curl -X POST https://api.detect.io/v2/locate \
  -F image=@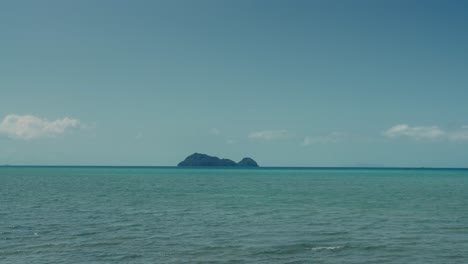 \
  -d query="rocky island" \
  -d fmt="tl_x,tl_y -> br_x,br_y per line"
177,153 -> 259,167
